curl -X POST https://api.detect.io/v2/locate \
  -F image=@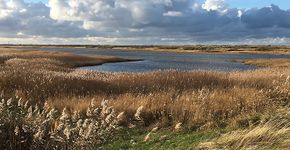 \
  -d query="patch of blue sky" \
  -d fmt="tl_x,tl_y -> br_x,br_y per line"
195,0 -> 290,10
